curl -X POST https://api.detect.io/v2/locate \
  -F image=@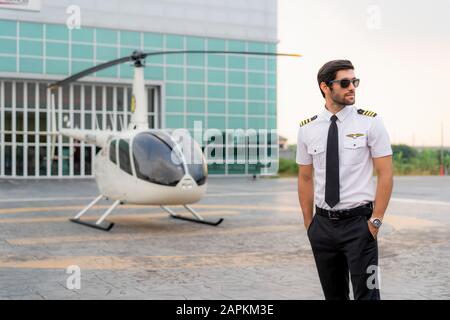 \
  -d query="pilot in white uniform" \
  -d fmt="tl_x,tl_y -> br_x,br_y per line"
296,106 -> 392,210
296,60 -> 393,300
